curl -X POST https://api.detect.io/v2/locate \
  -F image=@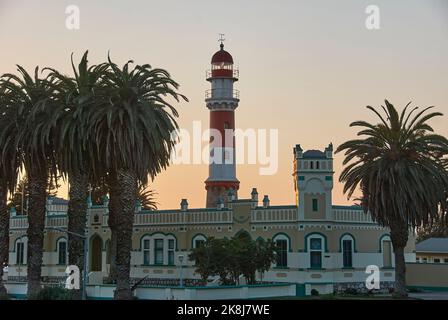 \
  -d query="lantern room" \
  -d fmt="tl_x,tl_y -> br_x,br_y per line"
207,43 -> 239,80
